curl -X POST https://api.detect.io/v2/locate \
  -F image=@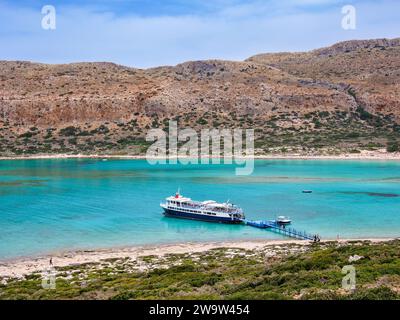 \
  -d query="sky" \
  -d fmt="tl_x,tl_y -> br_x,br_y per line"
0,0 -> 399,68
